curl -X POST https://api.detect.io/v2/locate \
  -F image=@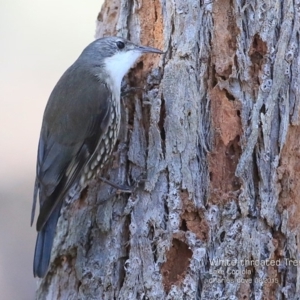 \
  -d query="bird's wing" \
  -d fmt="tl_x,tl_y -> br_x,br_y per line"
32,66 -> 112,231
